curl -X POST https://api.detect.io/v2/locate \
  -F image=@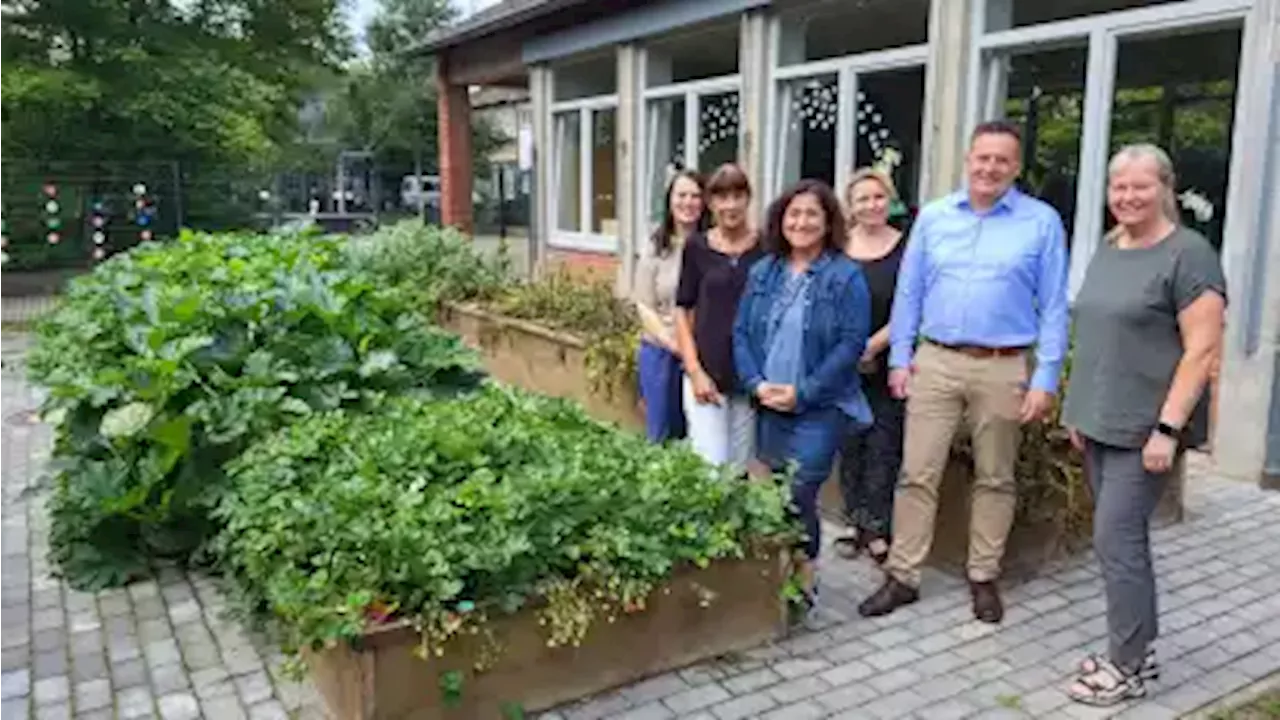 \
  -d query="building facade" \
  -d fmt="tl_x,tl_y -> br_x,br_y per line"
421,0 -> 1280,486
